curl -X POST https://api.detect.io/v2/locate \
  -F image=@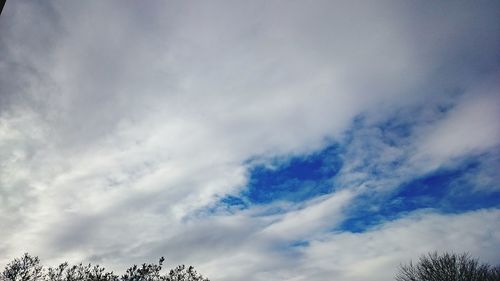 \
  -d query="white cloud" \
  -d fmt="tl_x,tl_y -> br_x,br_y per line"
297,209 -> 500,281
416,77 -> 500,168
193,209 -> 500,281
